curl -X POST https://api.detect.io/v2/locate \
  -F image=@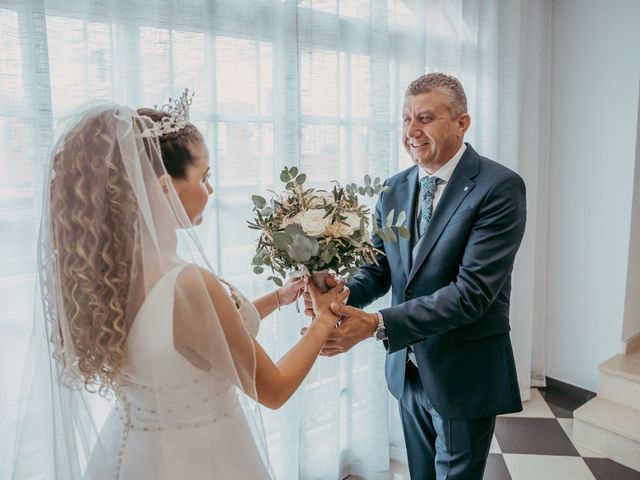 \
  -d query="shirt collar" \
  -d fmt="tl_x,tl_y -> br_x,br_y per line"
418,143 -> 466,185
